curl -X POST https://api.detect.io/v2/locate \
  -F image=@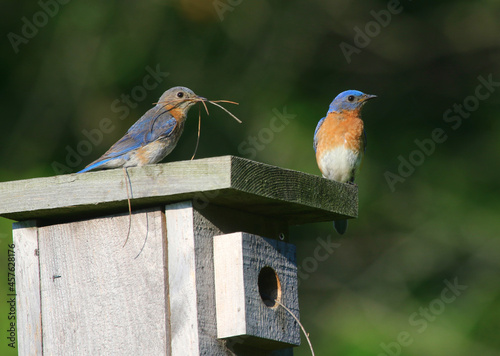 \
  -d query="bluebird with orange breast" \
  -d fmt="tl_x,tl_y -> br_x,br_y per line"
313,90 -> 376,234
78,86 -> 204,173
